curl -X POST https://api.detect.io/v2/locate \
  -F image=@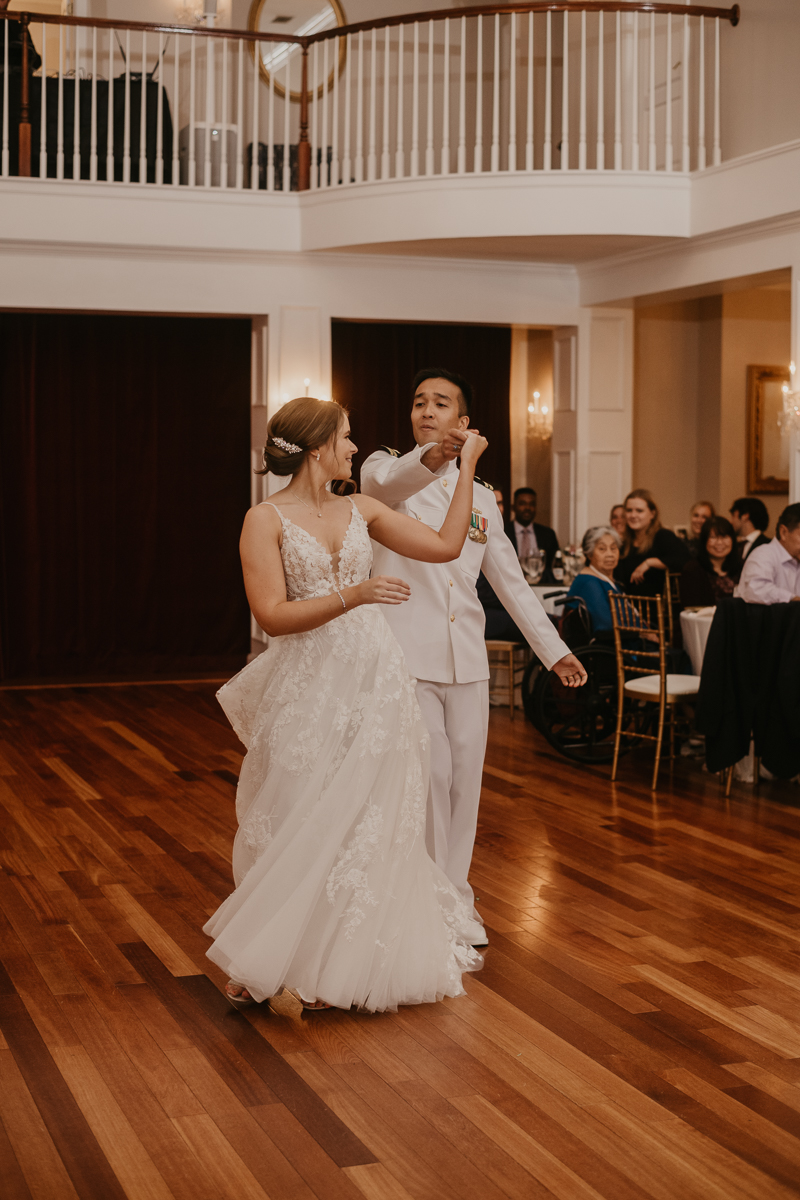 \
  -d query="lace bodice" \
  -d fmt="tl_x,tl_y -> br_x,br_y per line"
265,498 -> 373,600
